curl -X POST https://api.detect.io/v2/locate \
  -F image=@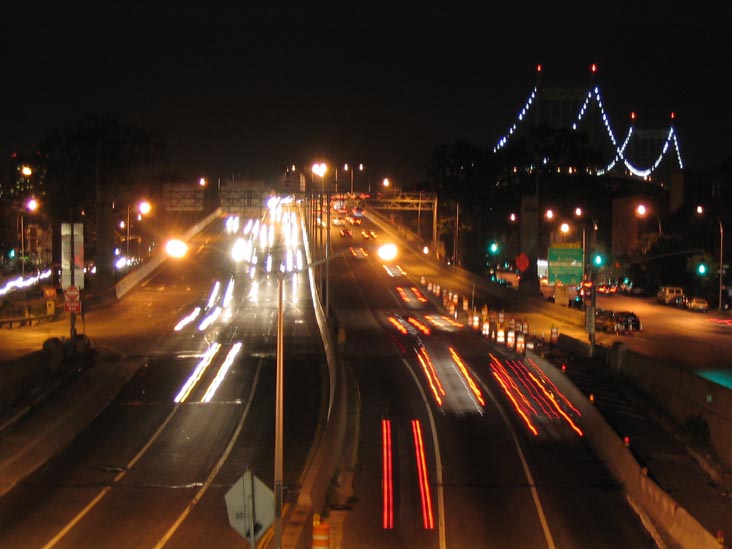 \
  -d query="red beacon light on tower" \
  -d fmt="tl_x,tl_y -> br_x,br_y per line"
591,63 -> 597,73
